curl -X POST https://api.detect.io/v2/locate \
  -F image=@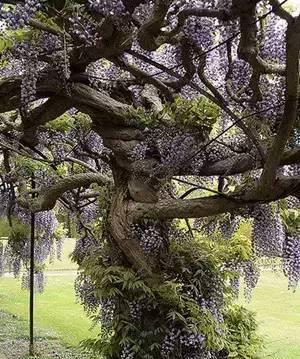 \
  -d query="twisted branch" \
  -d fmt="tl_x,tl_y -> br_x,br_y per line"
19,172 -> 112,212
